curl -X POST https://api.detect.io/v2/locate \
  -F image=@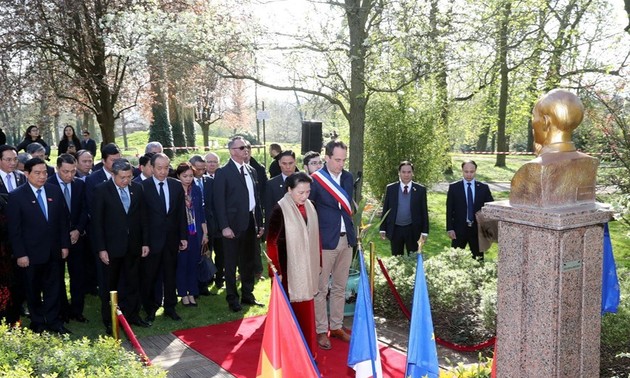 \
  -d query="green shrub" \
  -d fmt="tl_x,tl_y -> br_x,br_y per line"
373,248 -> 496,343
0,324 -> 165,377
